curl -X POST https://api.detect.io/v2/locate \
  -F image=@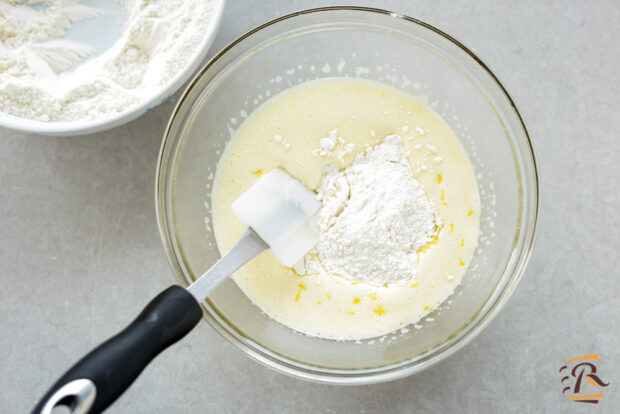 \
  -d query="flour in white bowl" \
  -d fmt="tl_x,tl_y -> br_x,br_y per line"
296,135 -> 441,285
0,0 -> 218,122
